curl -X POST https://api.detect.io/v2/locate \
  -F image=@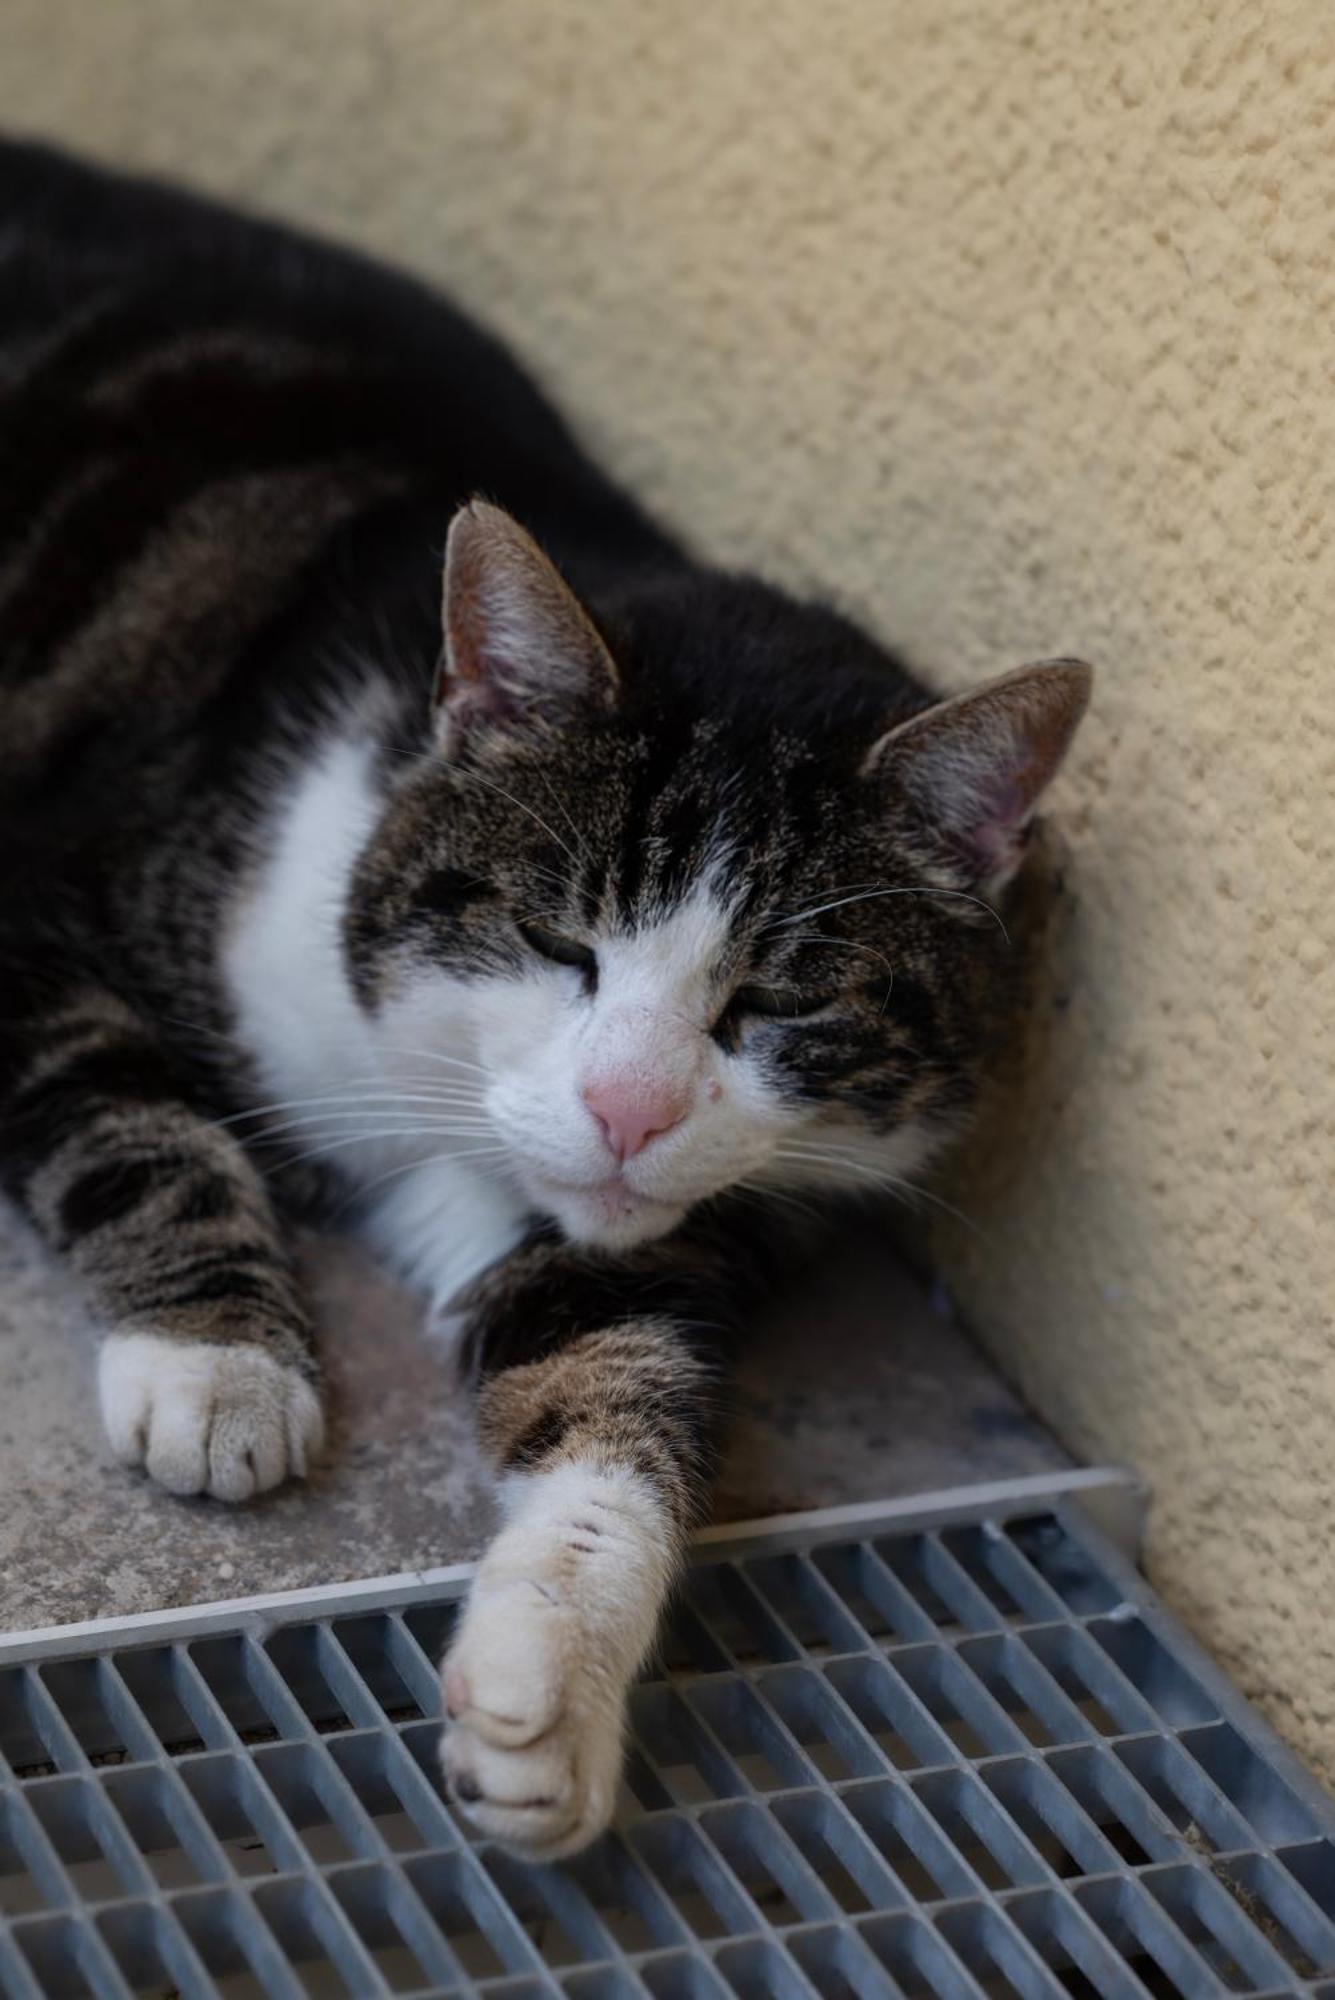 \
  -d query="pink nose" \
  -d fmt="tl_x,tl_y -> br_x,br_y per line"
582,1077 -> 689,1162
